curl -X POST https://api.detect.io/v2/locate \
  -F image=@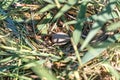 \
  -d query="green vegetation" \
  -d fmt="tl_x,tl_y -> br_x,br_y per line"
0,0 -> 120,80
